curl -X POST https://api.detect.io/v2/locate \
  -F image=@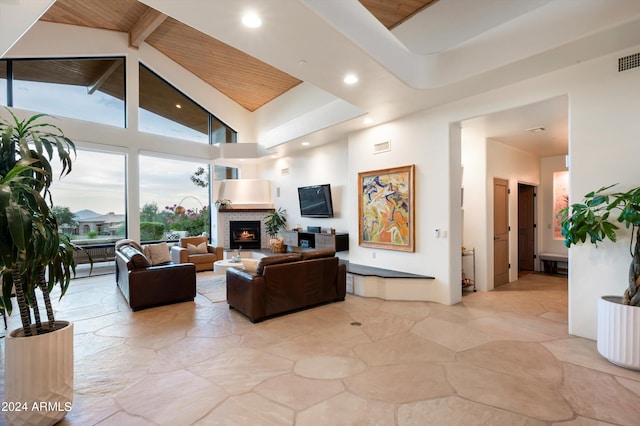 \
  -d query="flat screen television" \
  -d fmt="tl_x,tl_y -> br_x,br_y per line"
298,184 -> 334,218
